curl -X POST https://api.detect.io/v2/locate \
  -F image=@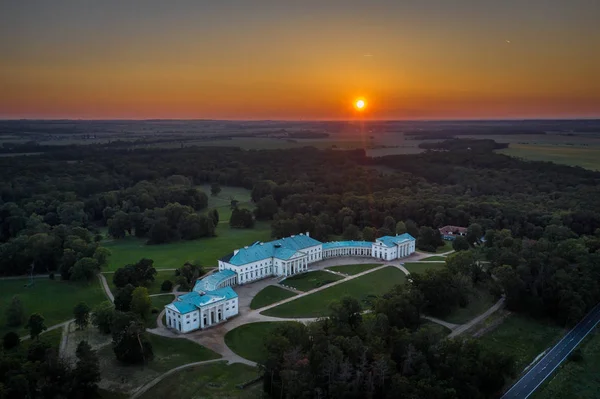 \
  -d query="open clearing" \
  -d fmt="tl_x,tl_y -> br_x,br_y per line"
477,314 -> 564,373
280,270 -> 343,292
498,143 -> 600,171
98,334 -> 220,394
225,321 -> 302,363
326,263 -> 381,275
250,286 -> 297,309
403,262 -> 446,275
262,267 -> 405,318
0,278 -> 106,336
104,221 -> 271,270
137,361 -> 262,399
533,328 -> 600,399
441,286 -> 497,325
